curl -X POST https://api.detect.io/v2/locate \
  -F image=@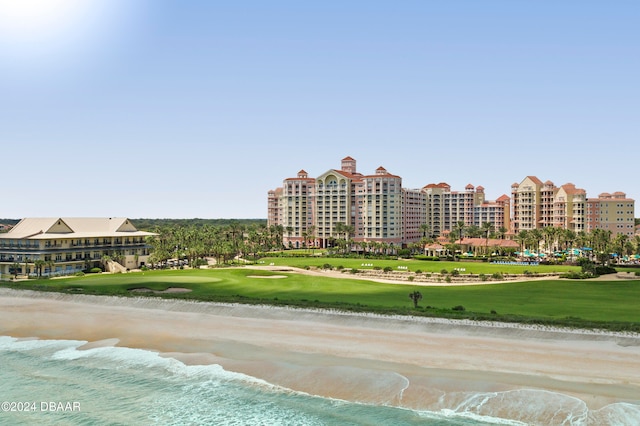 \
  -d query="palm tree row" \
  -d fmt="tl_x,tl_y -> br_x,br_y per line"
514,227 -> 640,264
145,222 -> 284,267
